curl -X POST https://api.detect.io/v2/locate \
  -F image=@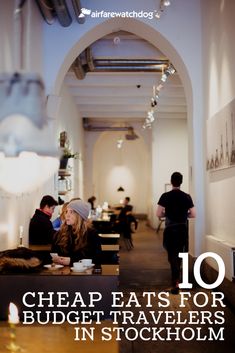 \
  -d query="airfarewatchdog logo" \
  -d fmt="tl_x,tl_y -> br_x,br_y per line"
79,8 -> 158,20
